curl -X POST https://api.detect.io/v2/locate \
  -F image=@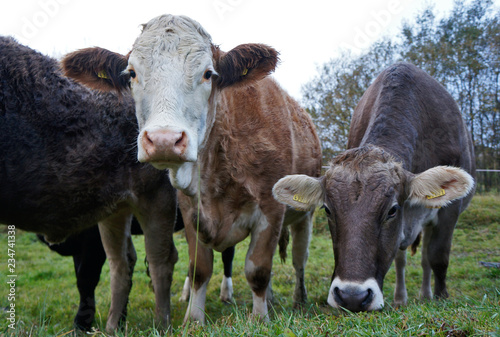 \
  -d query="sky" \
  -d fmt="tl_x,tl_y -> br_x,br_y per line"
1,0 -> 496,100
